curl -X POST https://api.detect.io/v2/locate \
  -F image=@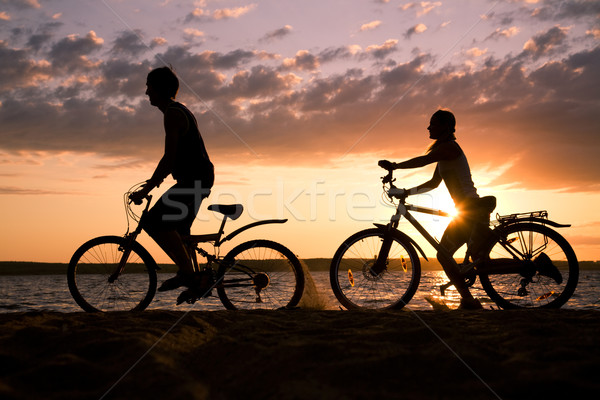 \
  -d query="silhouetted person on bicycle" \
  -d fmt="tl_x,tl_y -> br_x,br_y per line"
130,66 -> 214,292
379,109 -> 490,310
